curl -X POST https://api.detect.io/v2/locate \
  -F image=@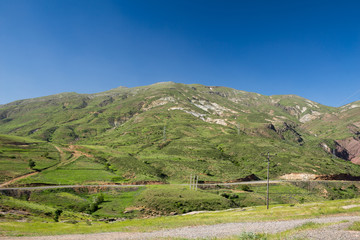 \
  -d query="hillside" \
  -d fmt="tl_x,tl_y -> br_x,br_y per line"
1,82 -> 360,184
0,134 -> 60,185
